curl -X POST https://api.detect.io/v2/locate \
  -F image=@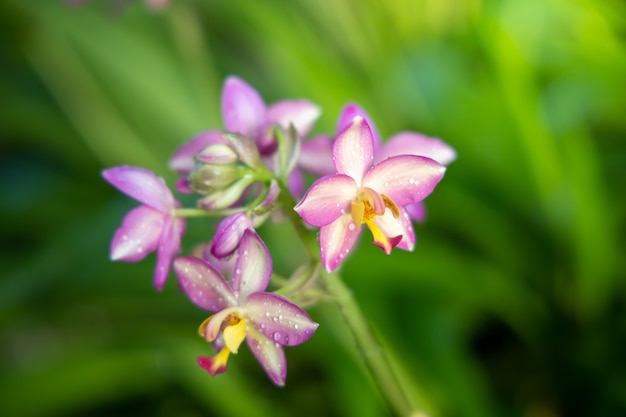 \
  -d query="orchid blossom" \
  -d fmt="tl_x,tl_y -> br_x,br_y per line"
174,230 -> 318,386
294,116 -> 446,272
169,76 -> 330,198
102,166 -> 185,290
337,103 -> 456,222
